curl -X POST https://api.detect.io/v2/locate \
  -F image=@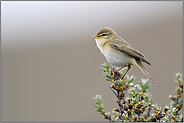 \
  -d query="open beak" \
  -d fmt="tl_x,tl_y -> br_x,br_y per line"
92,36 -> 98,39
